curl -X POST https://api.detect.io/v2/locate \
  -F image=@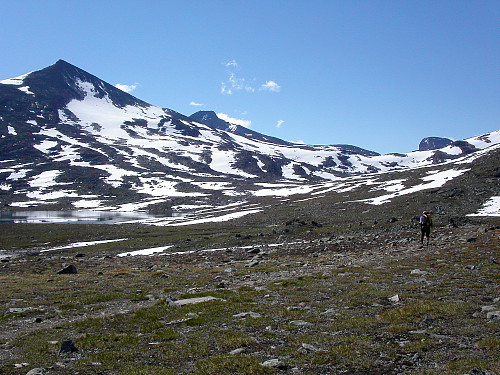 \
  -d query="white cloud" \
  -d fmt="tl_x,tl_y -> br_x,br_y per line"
220,61 -> 279,95
221,72 -> 256,95
276,120 -> 284,128
115,83 -> 138,93
225,59 -> 238,68
190,101 -> 204,106
216,112 -> 251,128
260,80 -> 280,92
